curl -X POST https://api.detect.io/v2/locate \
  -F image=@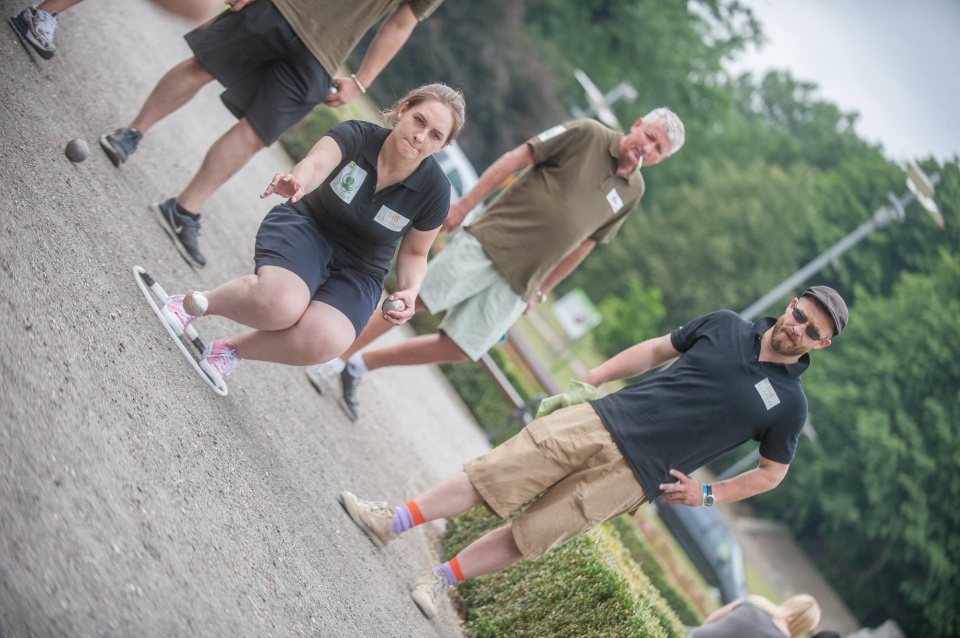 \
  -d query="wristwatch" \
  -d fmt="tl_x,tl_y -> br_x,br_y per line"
702,483 -> 715,507
536,289 -> 547,303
